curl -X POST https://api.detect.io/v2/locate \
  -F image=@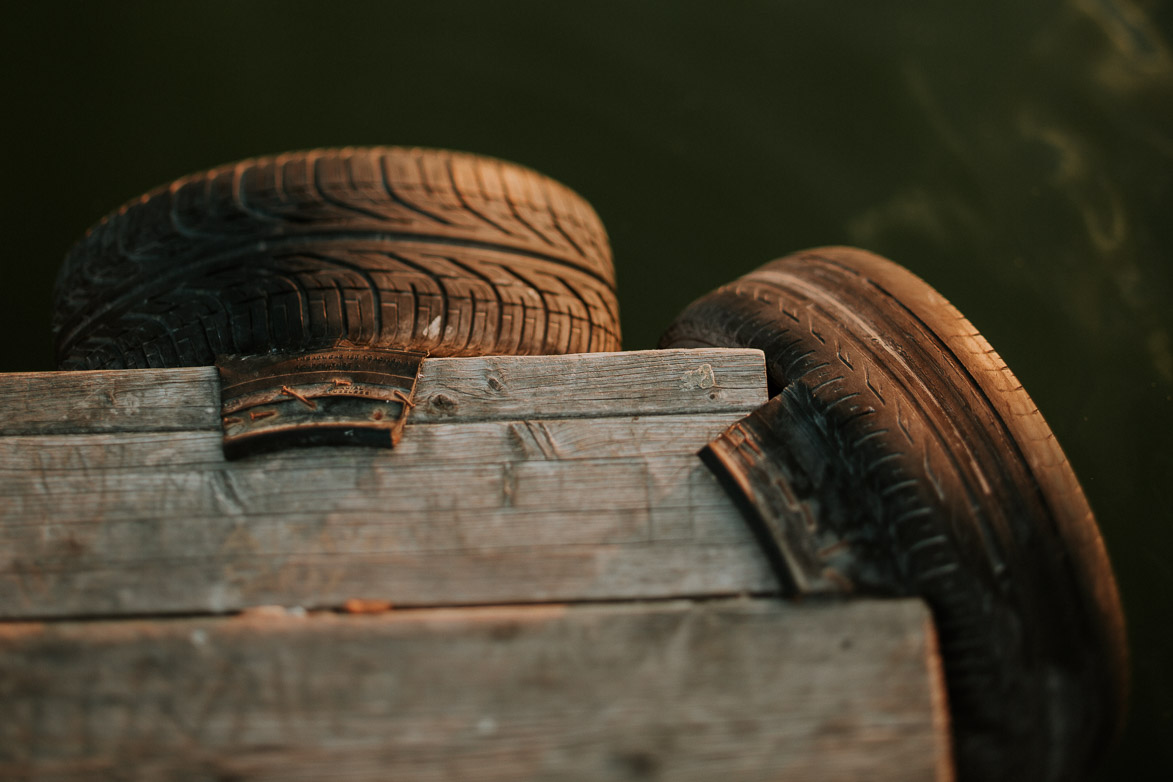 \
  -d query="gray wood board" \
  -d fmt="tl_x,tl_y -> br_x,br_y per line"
0,367 -> 218,435
411,348 -> 766,422
1,415 -> 776,618
0,598 -> 952,782
0,349 -> 767,434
